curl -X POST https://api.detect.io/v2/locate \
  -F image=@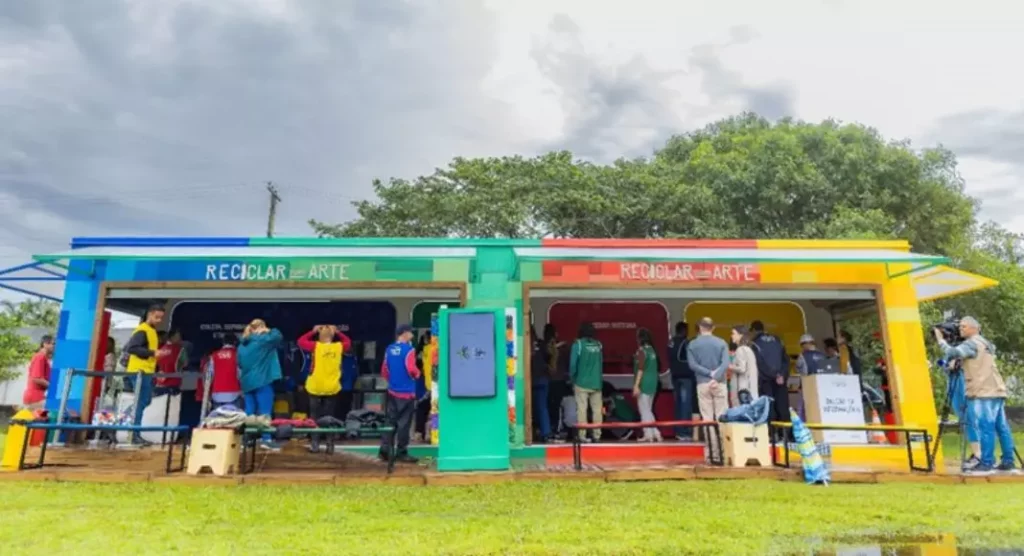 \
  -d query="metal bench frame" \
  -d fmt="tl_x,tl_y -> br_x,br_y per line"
569,419 -> 723,471
12,421 -> 190,473
768,421 -> 933,472
239,425 -> 399,474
